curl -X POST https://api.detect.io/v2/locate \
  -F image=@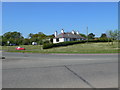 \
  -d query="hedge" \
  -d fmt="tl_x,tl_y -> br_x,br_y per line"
43,39 -> 112,49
